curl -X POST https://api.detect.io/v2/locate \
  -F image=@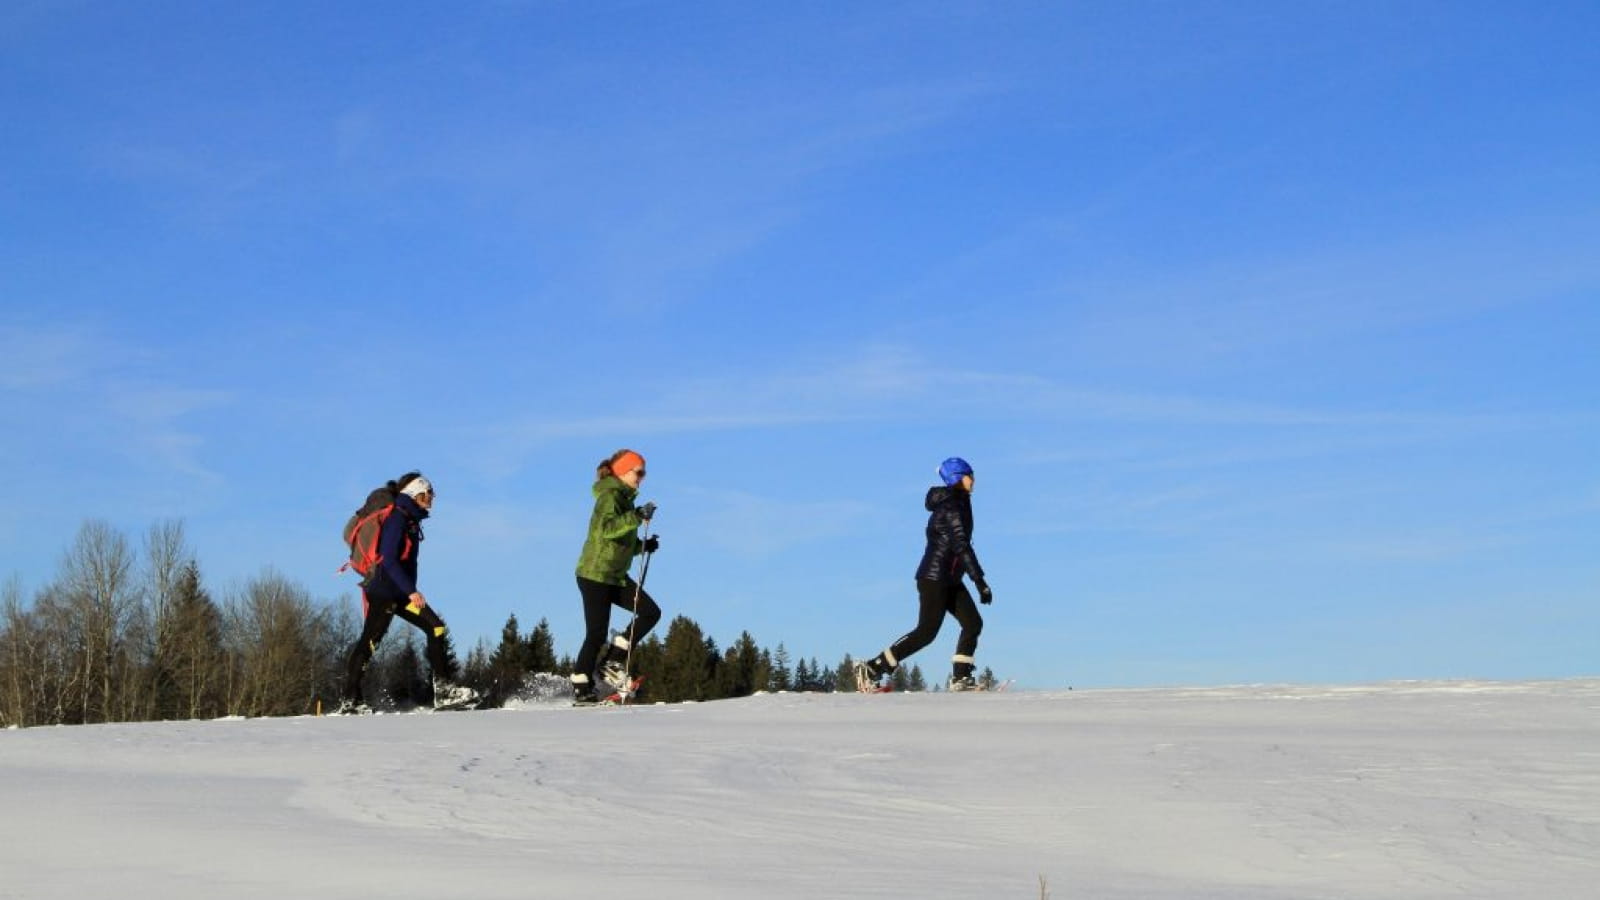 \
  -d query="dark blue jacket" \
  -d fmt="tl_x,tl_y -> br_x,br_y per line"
369,493 -> 427,601
915,486 -> 985,583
